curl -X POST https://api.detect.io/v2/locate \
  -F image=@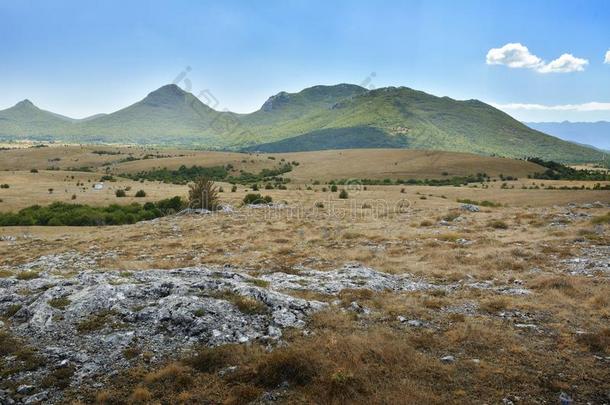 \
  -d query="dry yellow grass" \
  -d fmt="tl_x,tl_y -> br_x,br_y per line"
1,145 -> 609,403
